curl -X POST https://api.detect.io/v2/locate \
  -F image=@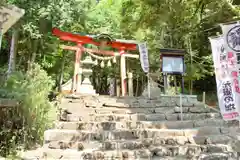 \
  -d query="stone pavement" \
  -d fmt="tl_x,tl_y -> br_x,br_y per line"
22,95 -> 240,160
